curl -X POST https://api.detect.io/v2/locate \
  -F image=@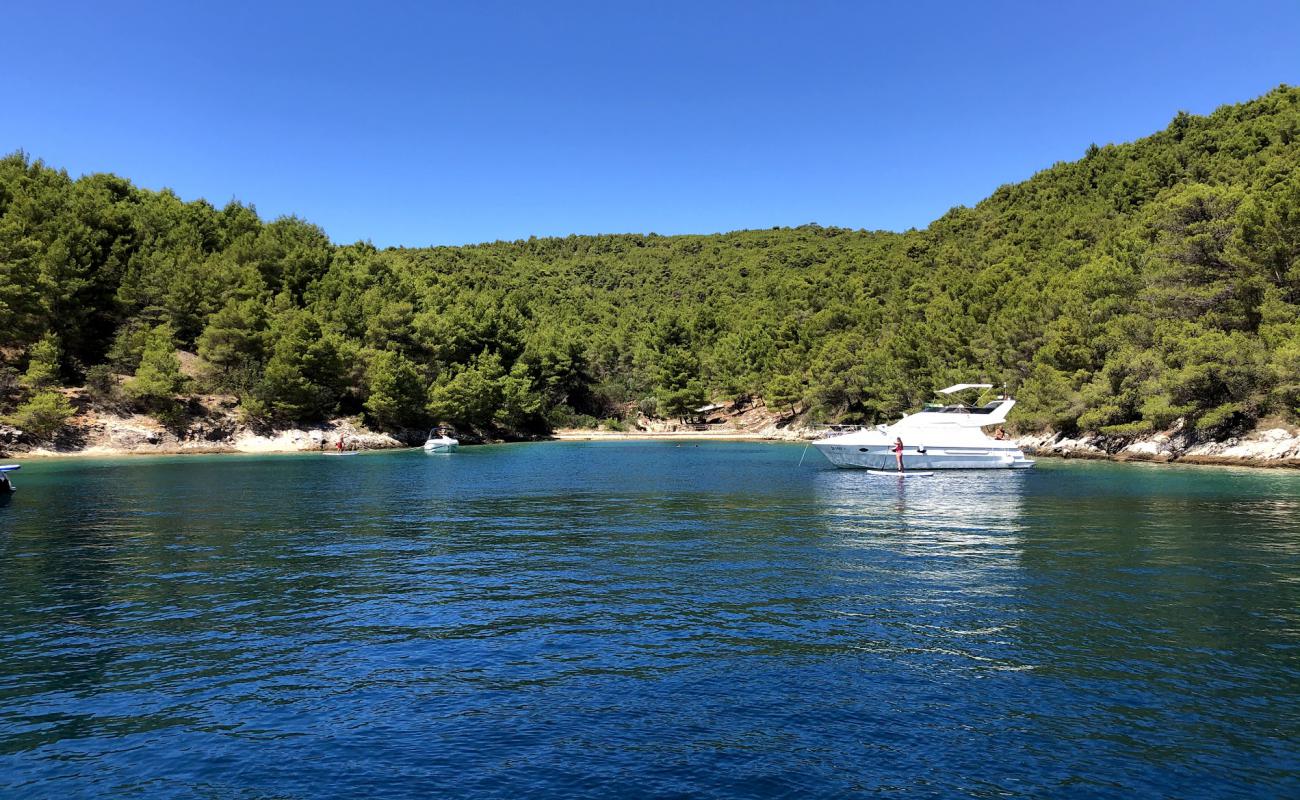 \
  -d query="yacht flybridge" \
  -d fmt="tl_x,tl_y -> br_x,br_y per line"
813,384 -> 1035,470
